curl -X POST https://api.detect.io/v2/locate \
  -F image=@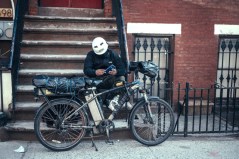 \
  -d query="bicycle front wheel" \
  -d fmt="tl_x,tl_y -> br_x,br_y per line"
34,98 -> 87,151
130,98 -> 175,146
